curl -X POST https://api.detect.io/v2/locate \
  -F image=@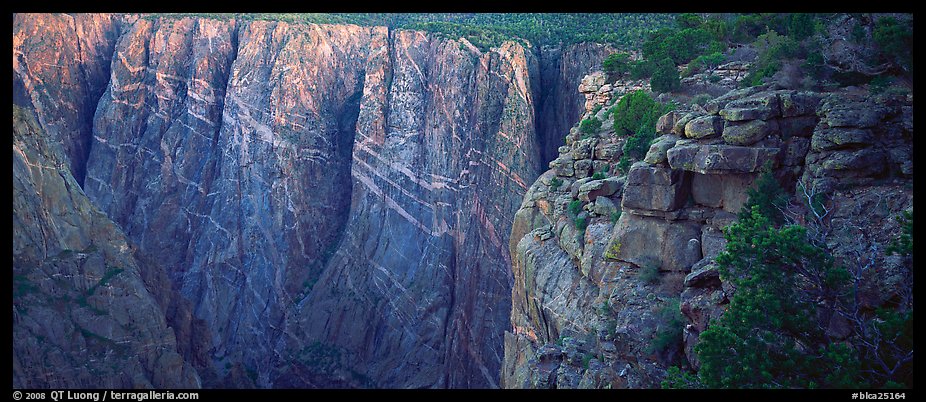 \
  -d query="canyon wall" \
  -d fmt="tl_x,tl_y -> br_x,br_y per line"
12,13 -> 607,388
